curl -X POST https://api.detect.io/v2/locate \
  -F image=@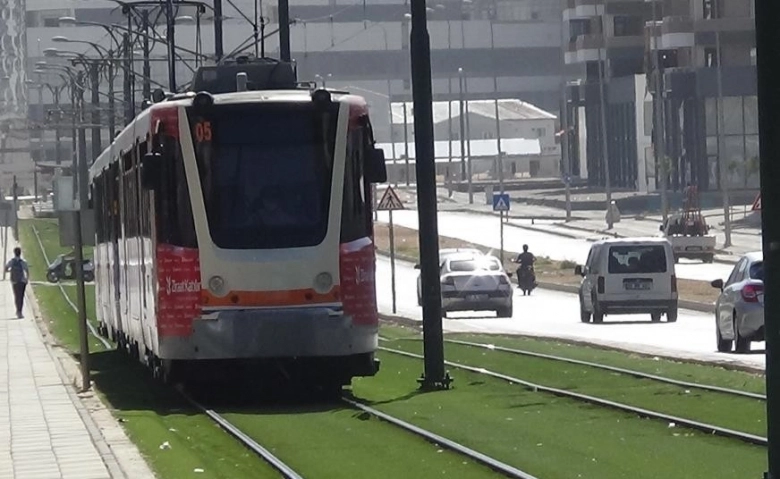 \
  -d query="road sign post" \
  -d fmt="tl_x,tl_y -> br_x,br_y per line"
493,193 -> 510,264
377,186 -> 405,315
